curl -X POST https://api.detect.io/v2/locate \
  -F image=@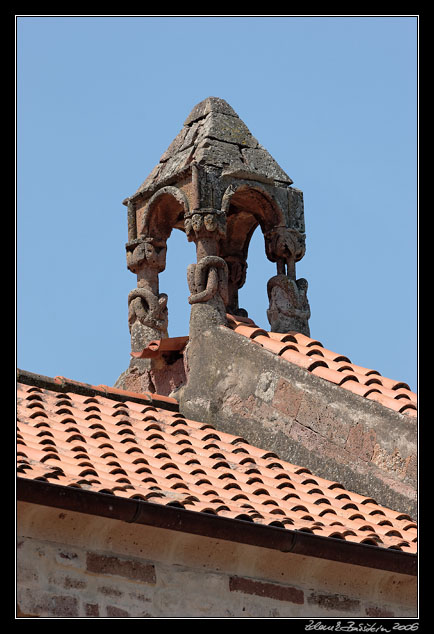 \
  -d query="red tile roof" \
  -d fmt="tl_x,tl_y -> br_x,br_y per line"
17,374 -> 417,555
226,315 -> 417,418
